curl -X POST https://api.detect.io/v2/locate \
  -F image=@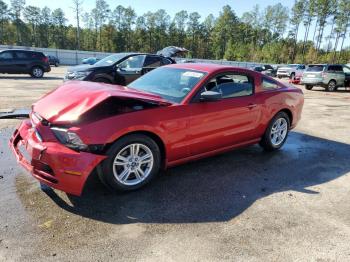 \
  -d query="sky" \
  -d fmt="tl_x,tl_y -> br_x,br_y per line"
4,0 -> 295,23
3,0 -> 348,48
